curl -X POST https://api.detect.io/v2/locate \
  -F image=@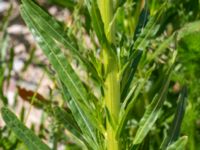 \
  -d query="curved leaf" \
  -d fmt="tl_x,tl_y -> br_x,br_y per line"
61,83 -> 101,150
21,0 -> 101,83
85,0 -> 107,46
53,106 -> 82,137
166,136 -> 188,150
121,50 -> 143,100
117,65 -> 155,138
133,0 -> 150,41
161,86 -> 188,149
1,107 -> 50,150
20,7 -> 91,109
132,66 -> 173,145
52,106 -> 90,149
